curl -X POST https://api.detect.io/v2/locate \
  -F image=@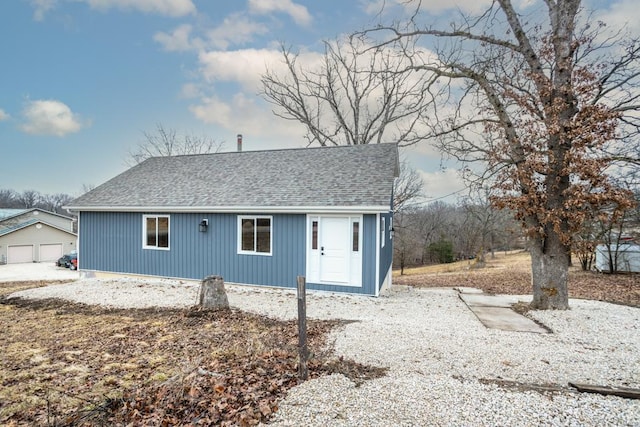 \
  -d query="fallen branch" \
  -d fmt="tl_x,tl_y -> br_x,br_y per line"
569,382 -> 640,400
